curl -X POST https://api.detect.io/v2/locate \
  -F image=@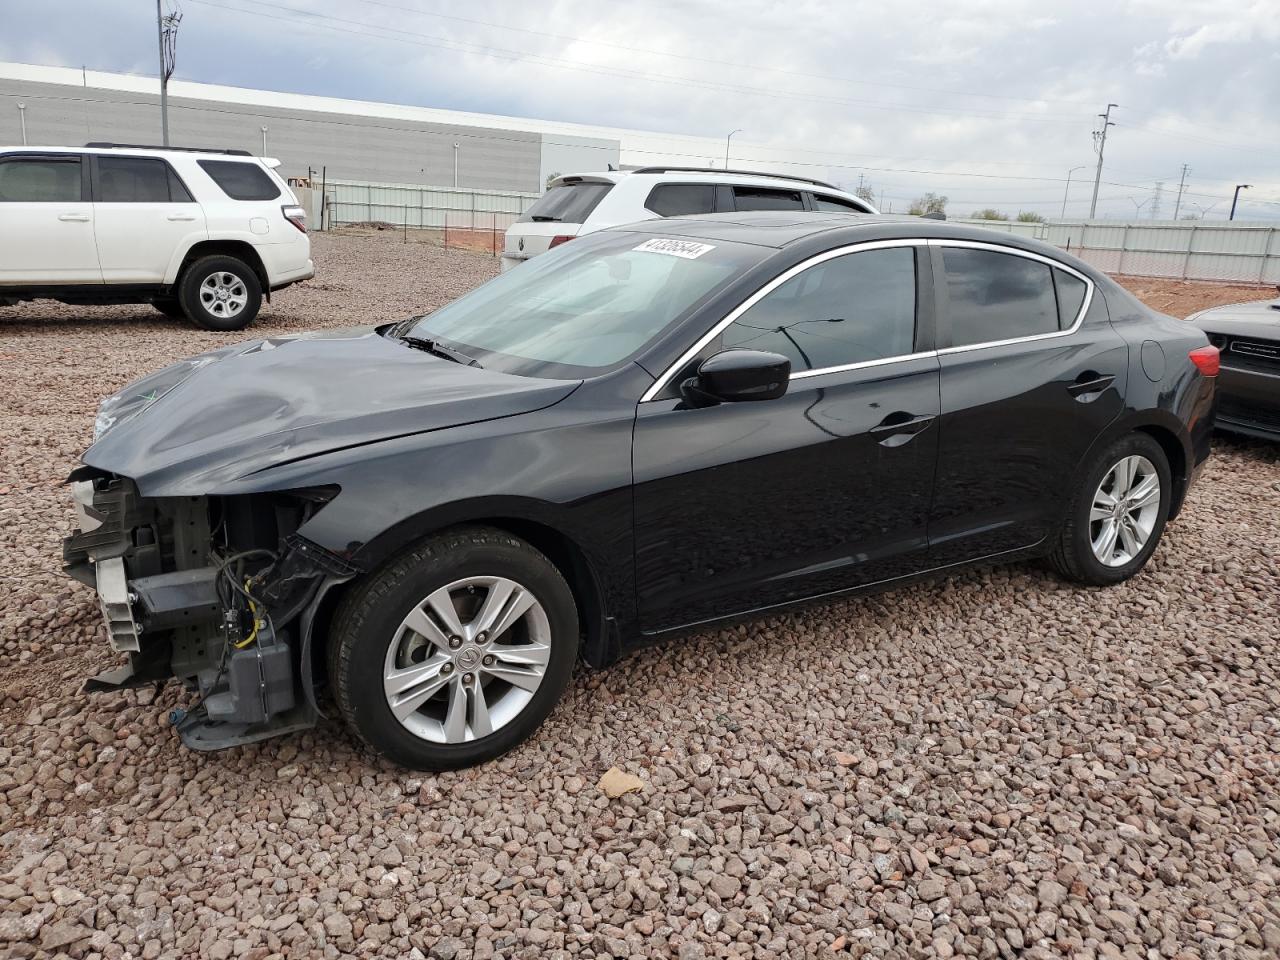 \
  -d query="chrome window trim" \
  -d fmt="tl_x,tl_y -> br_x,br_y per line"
927,239 -> 1095,355
789,350 -> 938,381
639,238 -> 921,402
